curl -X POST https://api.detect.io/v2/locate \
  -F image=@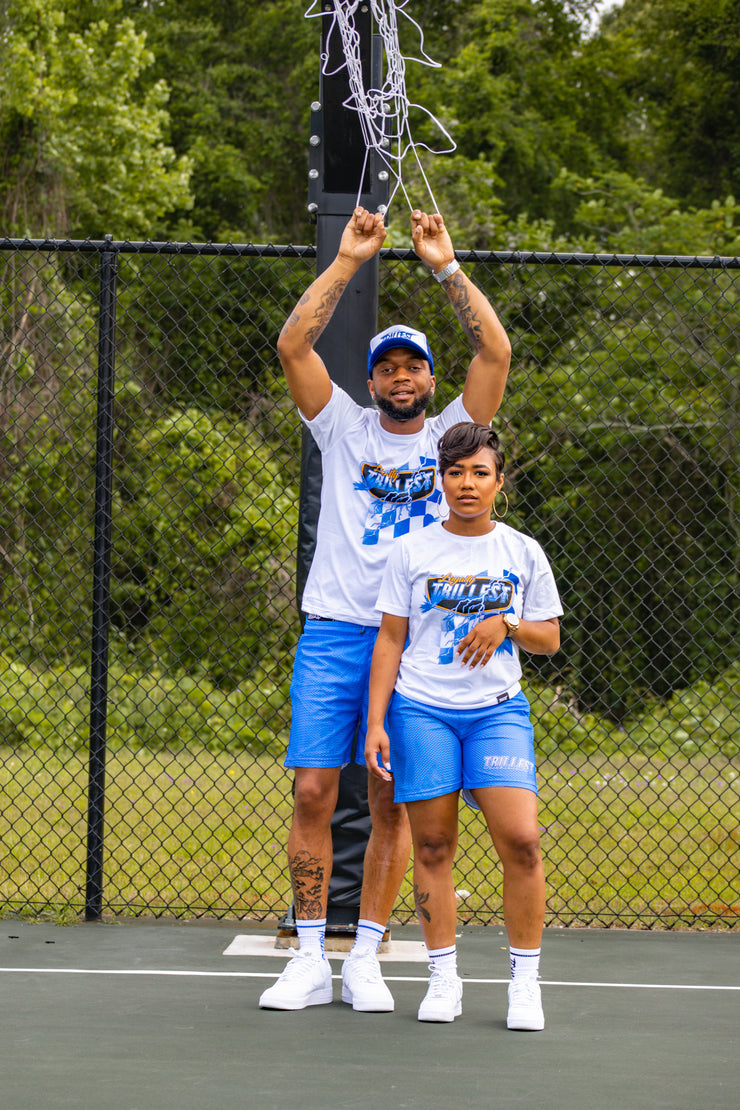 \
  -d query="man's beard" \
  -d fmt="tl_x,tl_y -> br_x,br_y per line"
374,388 -> 433,423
